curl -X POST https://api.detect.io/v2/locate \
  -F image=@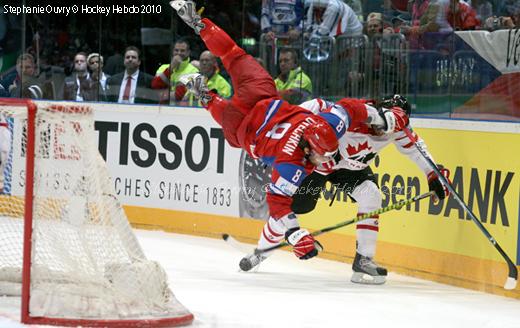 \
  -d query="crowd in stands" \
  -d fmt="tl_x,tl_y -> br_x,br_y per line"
0,0 -> 519,106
